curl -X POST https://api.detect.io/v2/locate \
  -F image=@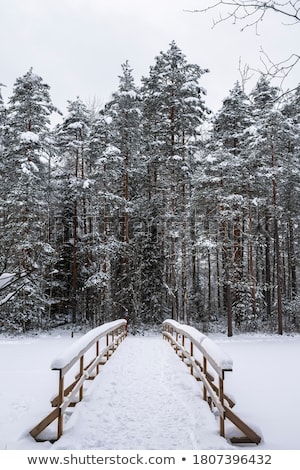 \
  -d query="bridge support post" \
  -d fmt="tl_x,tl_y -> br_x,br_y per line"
219,376 -> 225,437
96,340 -> 100,375
79,355 -> 84,401
203,357 -> 207,402
106,334 -> 109,360
190,342 -> 194,375
57,371 -> 64,439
